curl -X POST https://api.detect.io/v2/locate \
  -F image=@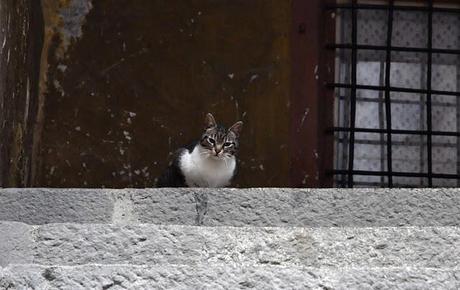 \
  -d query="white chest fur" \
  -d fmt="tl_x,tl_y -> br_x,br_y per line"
179,145 -> 236,187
